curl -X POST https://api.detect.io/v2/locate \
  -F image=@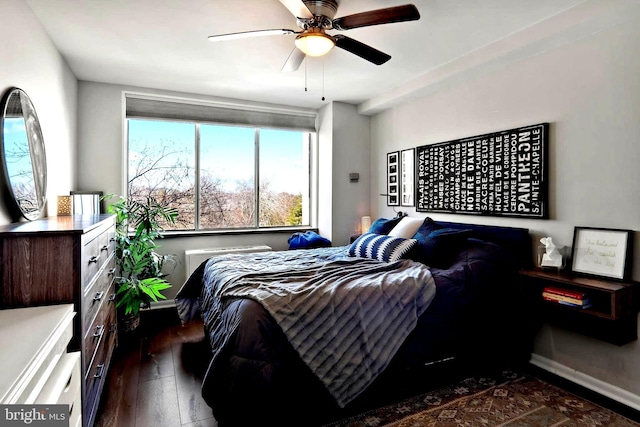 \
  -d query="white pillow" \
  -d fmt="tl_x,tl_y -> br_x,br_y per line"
387,217 -> 424,239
